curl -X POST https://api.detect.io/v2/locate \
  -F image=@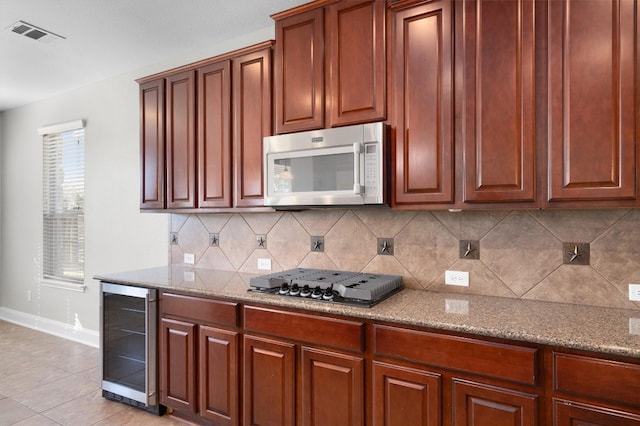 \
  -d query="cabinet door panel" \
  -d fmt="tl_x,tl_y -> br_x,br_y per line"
243,335 -> 295,426
301,347 -> 364,426
160,318 -> 196,413
554,399 -> 640,426
327,0 -> 385,127
199,326 -> 238,425
372,362 -> 441,426
548,0 -> 636,202
198,60 -> 232,208
233,48 -> 271,207
462,0 -> 536,203
453,379 -> 537,426
139,79 -> 165,209
274,8 -> 324,133
166,70 -> 196,208
391,0 -> 454,205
